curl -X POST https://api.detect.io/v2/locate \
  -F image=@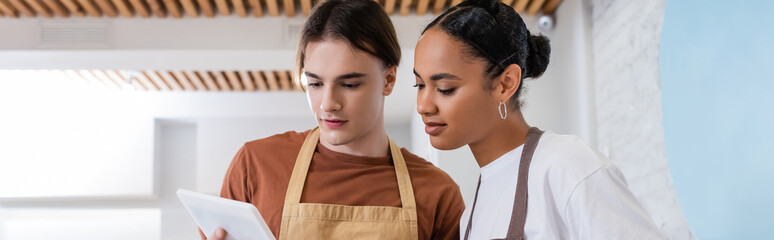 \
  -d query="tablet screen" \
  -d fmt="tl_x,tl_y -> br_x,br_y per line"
177,189 -> 276,240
